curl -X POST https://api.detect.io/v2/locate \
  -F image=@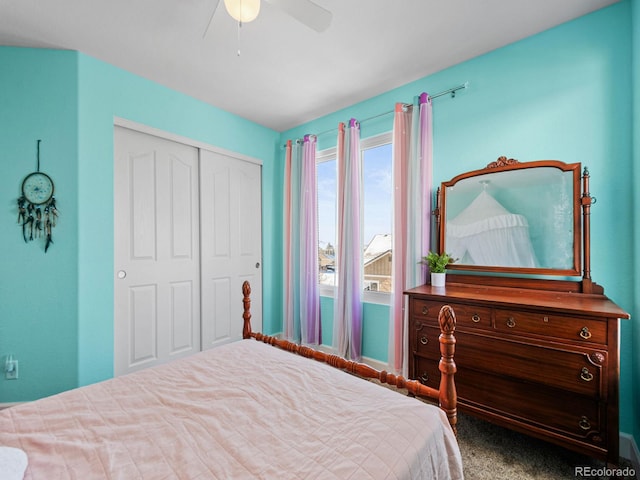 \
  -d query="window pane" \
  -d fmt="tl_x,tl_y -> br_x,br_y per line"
316,136 -> 393,295
362,143 -> 392,293
317,158 -> 336,287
